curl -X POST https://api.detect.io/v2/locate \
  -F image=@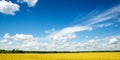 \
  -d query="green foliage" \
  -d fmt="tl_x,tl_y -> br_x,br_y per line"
0,49 -> 120,53
0,49 -> 24,53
